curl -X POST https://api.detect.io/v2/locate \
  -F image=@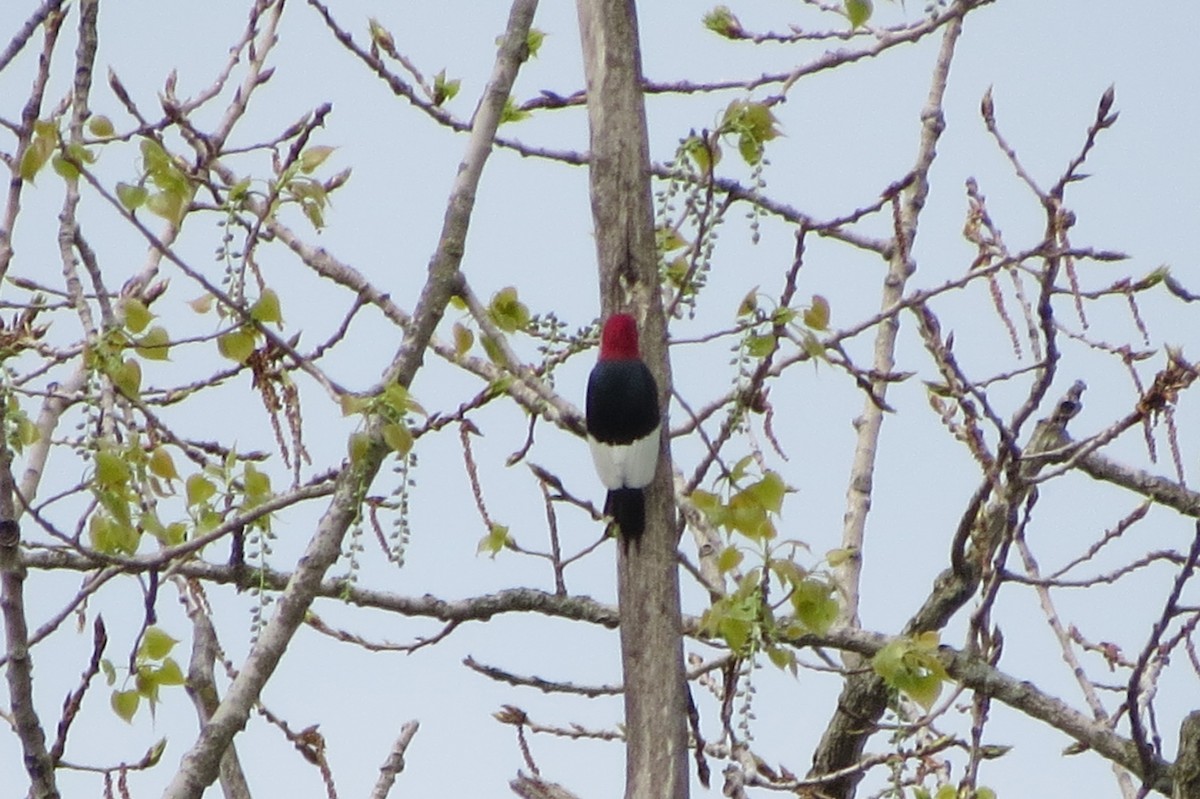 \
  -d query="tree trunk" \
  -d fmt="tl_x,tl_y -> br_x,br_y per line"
575,2 -> 689,798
